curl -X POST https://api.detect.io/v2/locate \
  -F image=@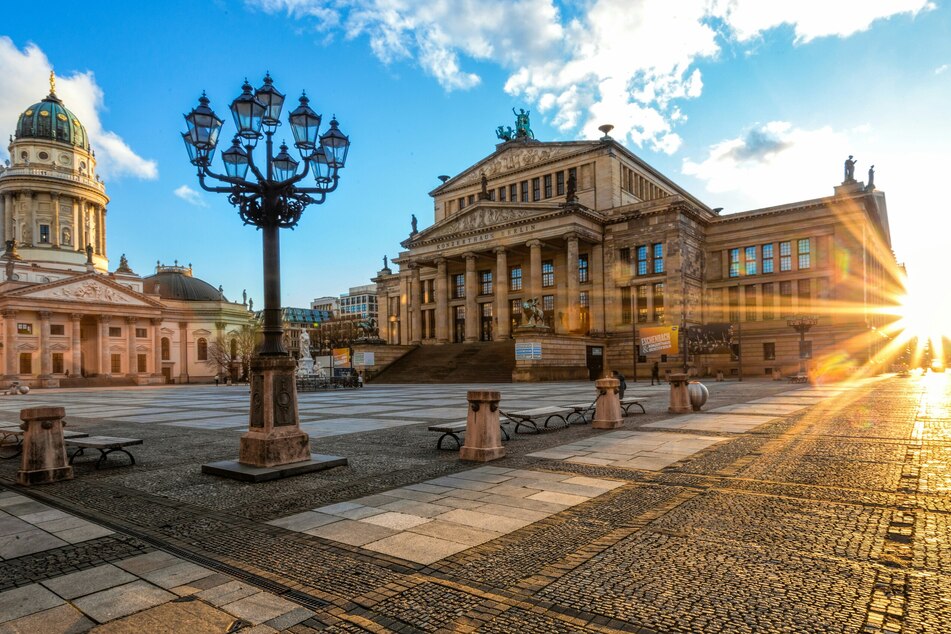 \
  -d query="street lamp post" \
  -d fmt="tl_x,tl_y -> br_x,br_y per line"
184,75 -> 350,477
787,315 -> 818,376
